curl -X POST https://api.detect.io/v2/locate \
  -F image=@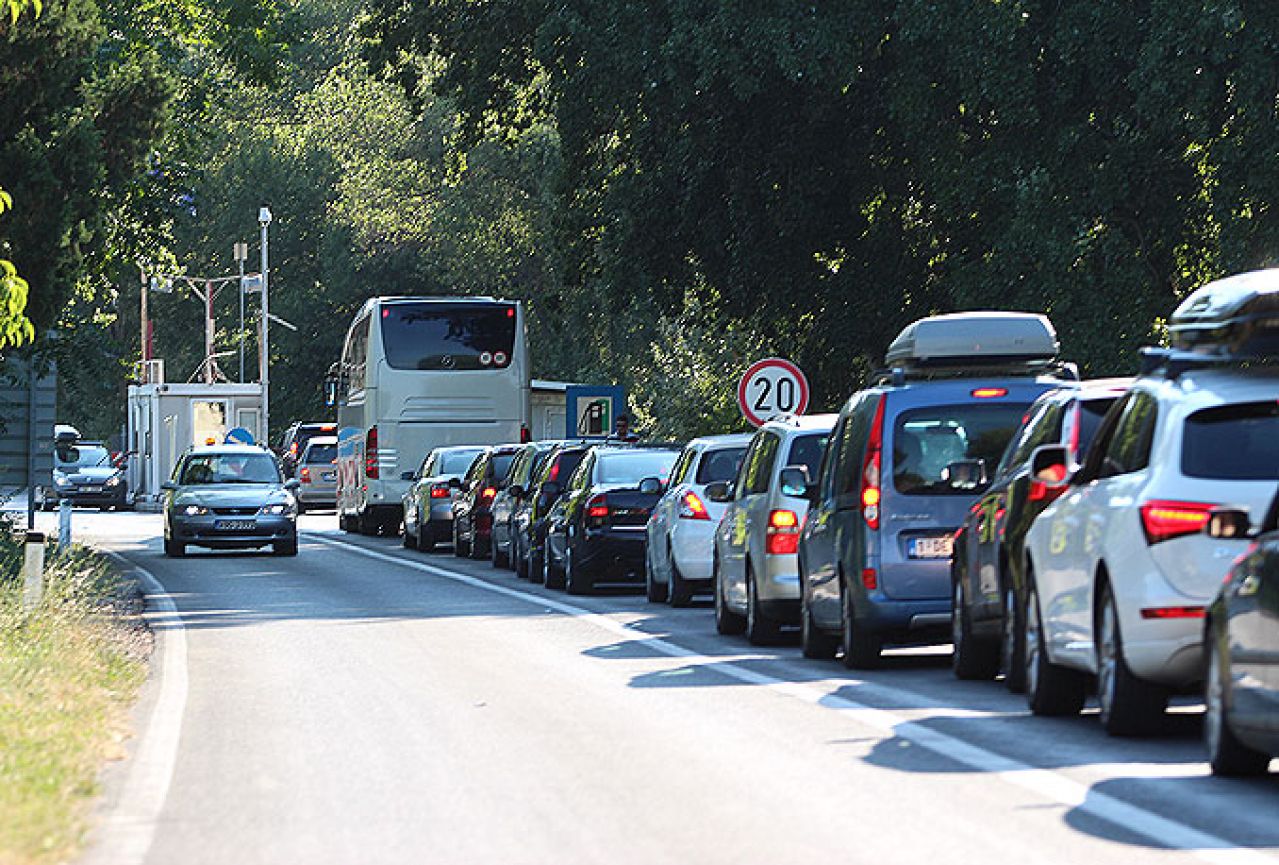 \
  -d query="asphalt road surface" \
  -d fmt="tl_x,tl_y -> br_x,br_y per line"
52,510 -> 1278,865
